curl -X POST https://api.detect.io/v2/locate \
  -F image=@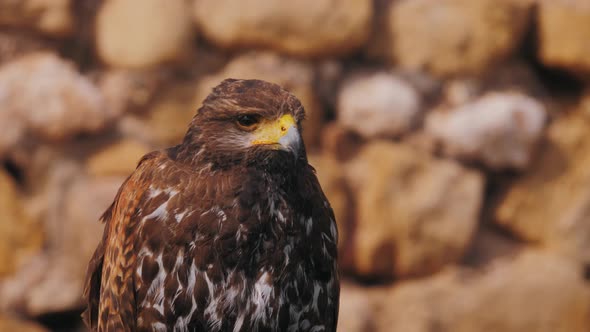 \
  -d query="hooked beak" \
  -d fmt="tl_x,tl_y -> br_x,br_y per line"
251,114 -> 302,155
